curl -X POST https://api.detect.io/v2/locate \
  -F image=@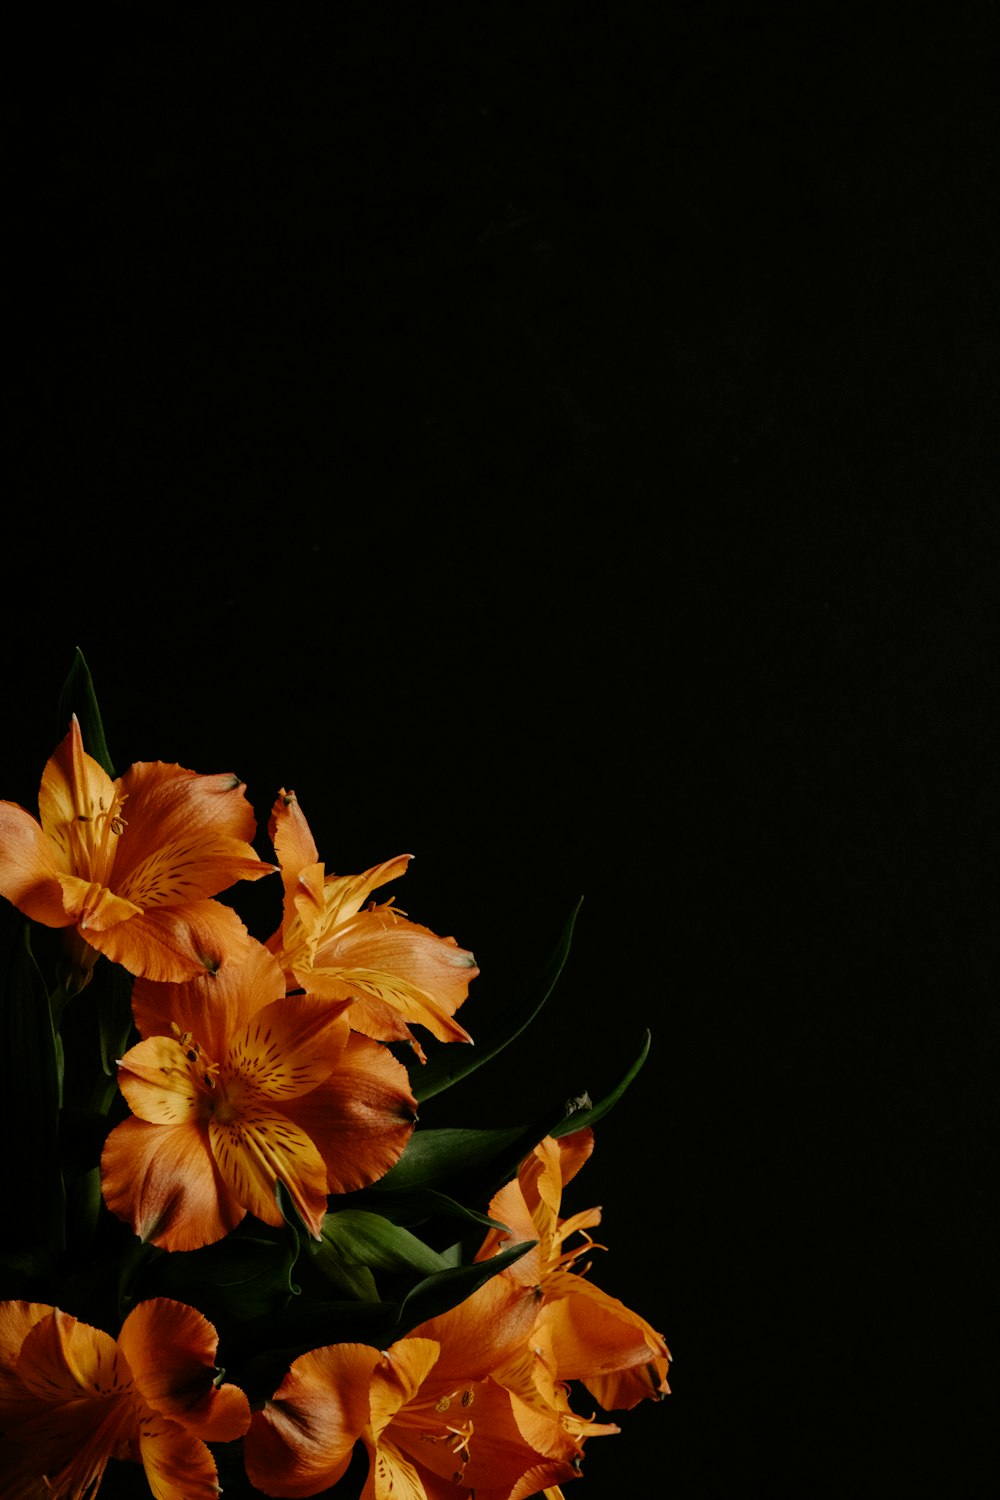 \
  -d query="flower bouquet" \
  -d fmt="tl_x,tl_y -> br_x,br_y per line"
0,650 -> 669,1498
